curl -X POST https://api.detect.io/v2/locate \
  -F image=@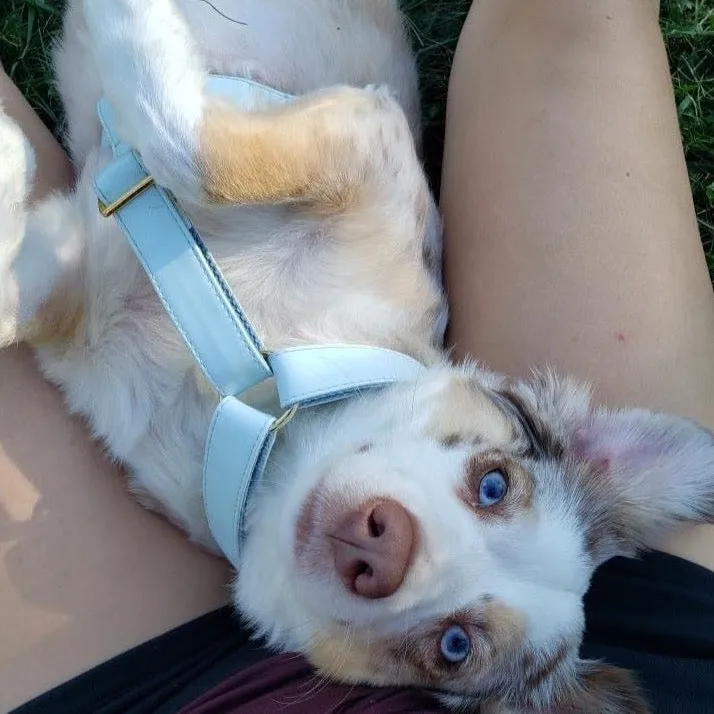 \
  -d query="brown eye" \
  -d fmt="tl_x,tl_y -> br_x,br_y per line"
478,469 -> 508,506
